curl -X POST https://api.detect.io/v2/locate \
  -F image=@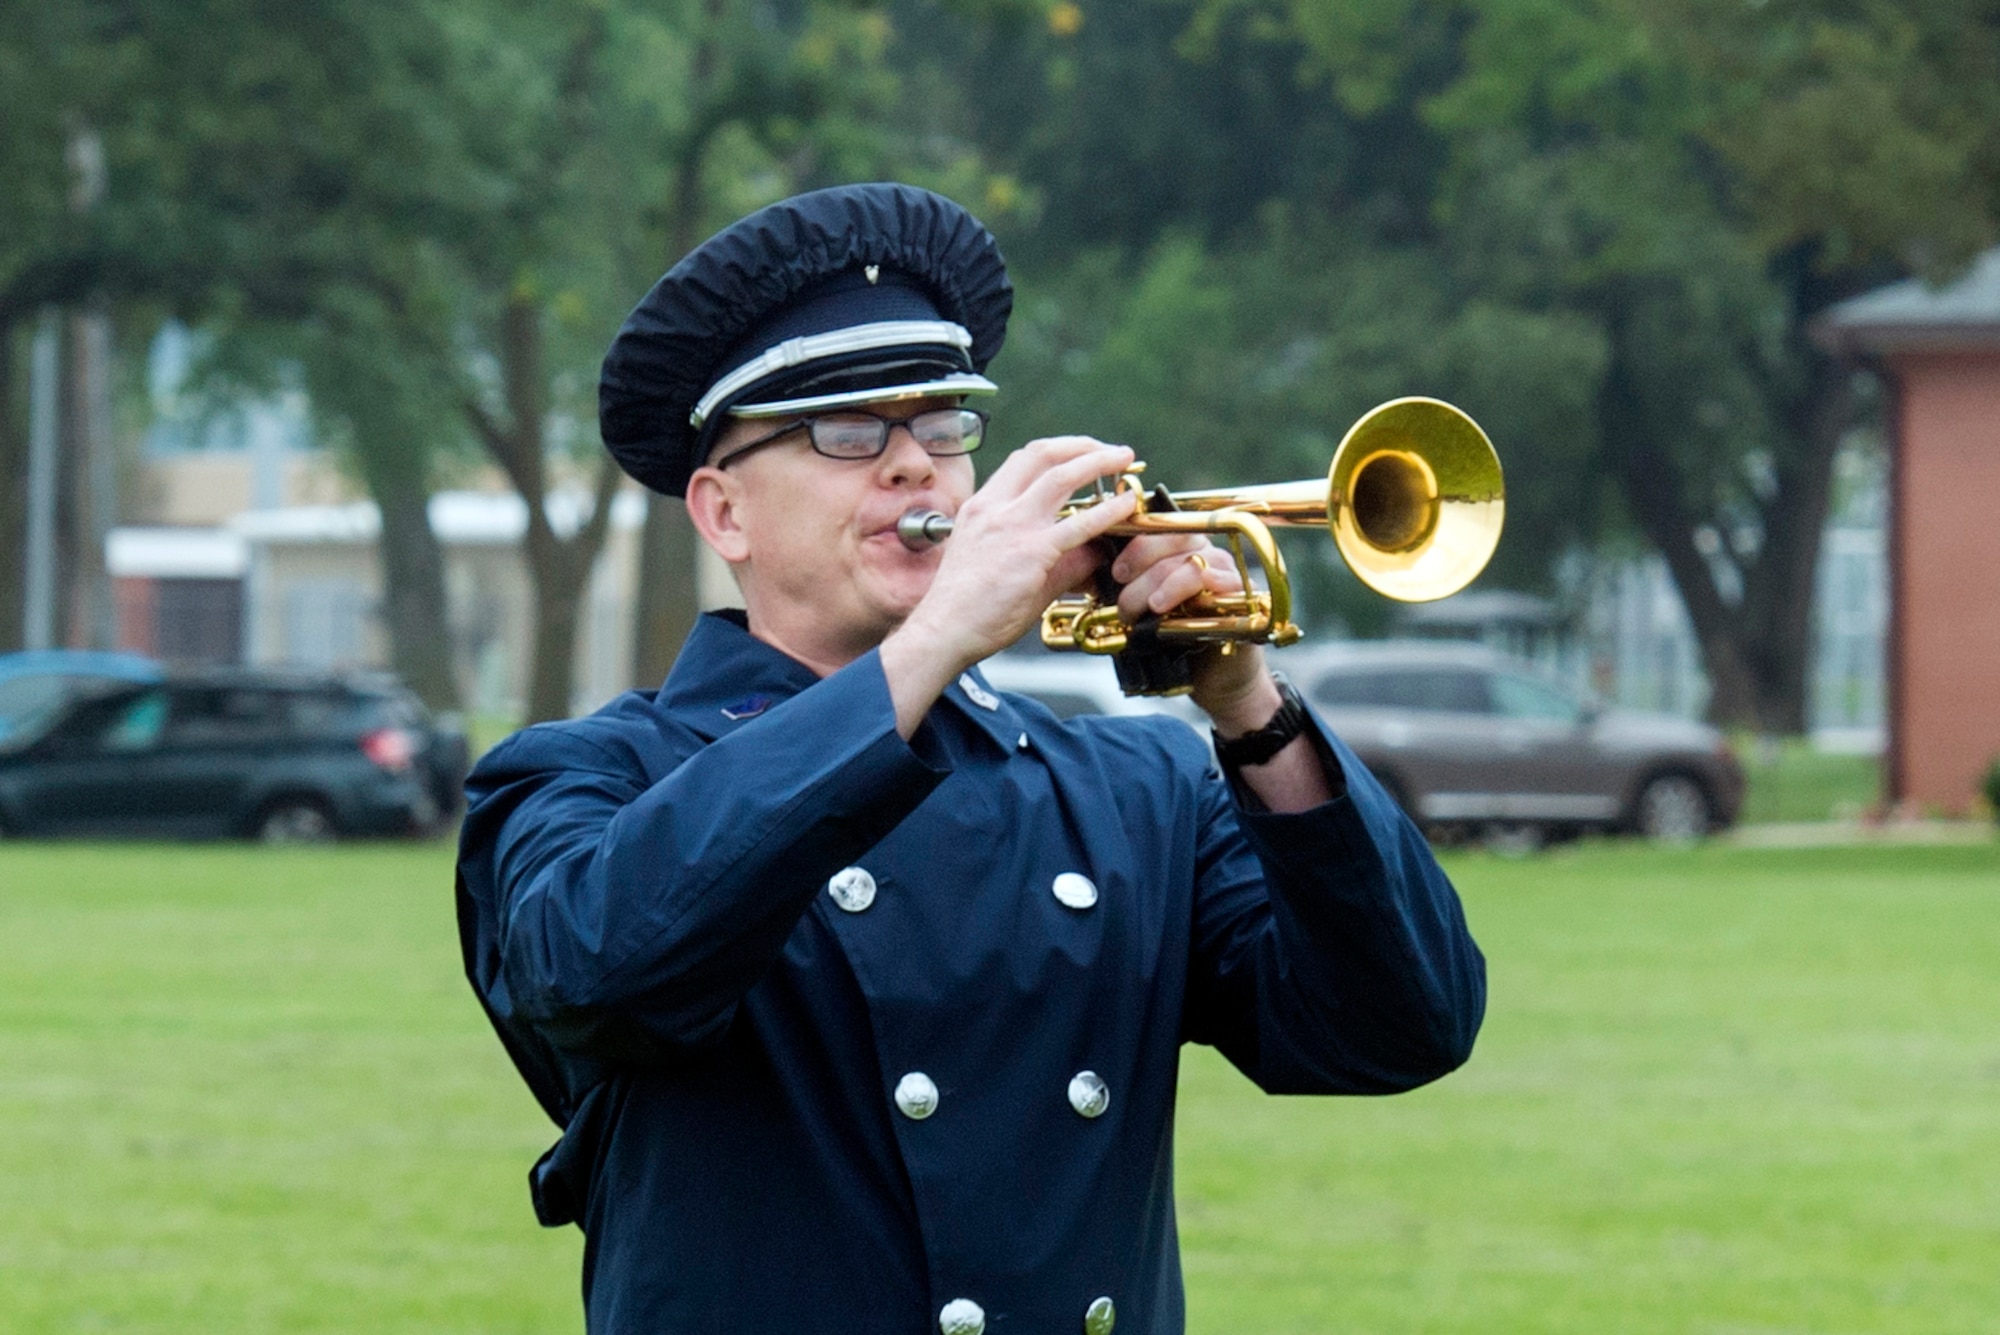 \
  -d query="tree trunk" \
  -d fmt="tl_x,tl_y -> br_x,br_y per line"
525,531 -> 587,723
469,295 -> 625,724
368,464 -> 462,711
520,457 -> 624,723
306,312 -> 464,711
1598,298 -> 1763,727
1734,354 -> 1851,732
631,496 -> 702,688
630,4 -> 733,687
